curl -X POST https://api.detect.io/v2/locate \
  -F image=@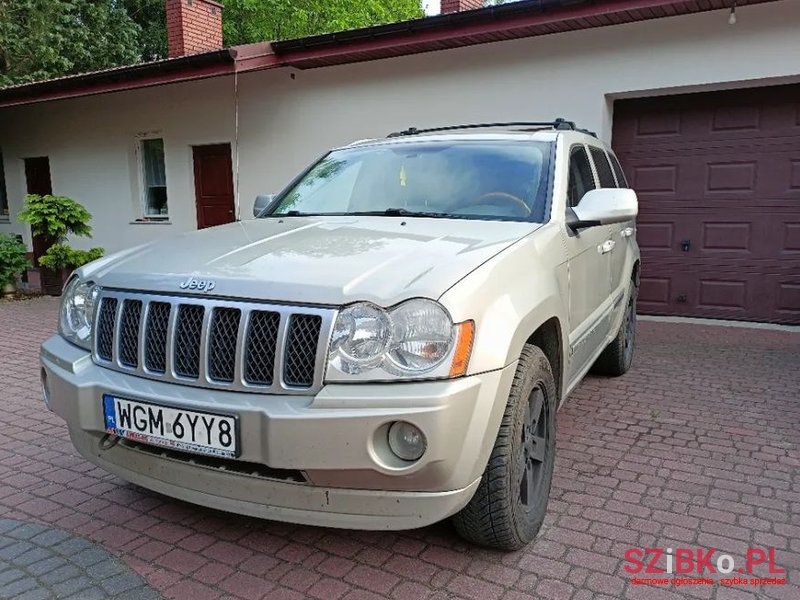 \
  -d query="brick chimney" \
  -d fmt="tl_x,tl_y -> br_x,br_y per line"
440,0 -> 484,14
166,0 -> 224,58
